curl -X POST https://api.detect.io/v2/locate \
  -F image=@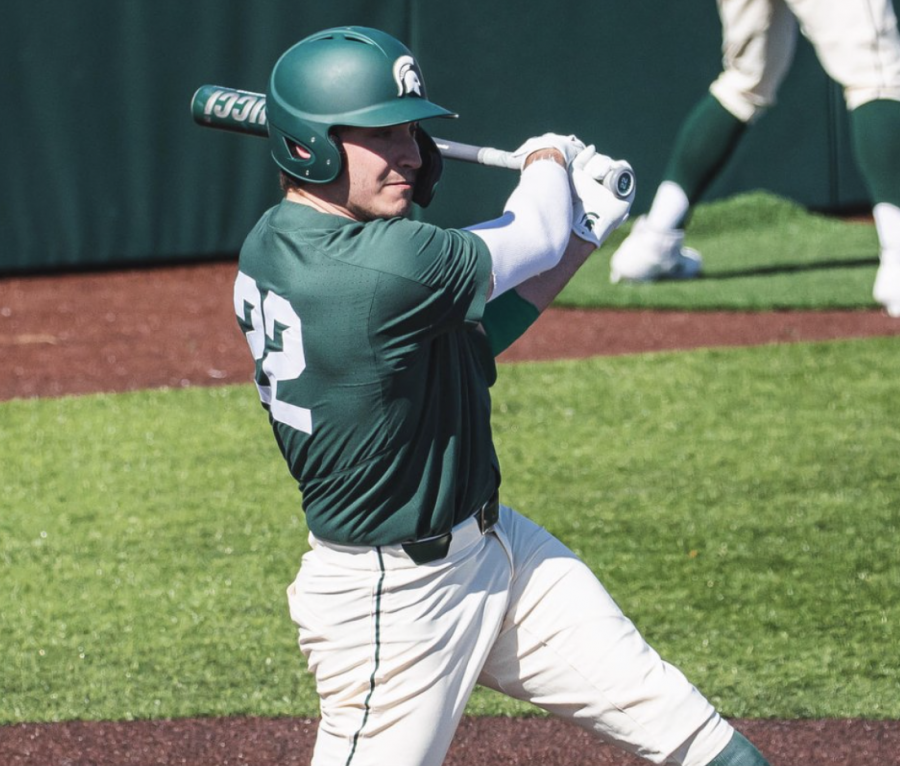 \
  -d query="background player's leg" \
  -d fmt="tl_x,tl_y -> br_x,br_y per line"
651,94 -> 748,230
611,0 -> 797,284
850,99 -> 900,316
786,0 -> 900,315
609,95 -> 745,284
